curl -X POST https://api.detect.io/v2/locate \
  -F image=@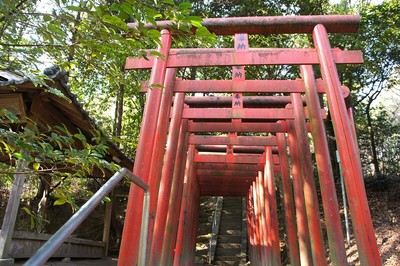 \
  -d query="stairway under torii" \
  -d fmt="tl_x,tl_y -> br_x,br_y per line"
118,15 -> 381,266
